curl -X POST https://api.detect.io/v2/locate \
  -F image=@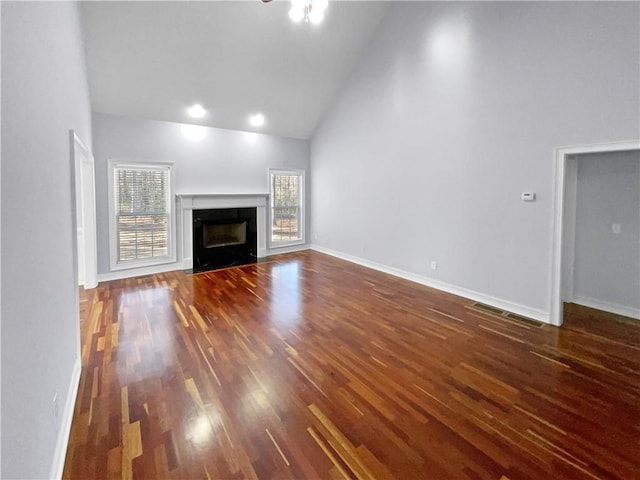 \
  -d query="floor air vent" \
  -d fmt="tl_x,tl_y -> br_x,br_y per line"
471,302 -> 544,328
472,303 -> 504,316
